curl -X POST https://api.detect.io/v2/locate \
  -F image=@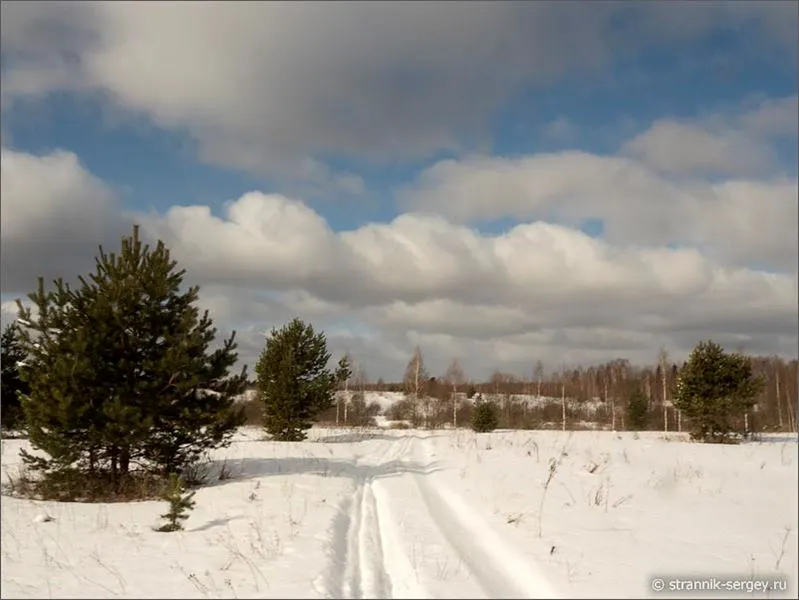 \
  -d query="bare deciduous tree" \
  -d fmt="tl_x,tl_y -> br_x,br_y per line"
335,353 -> 353,426
403,346 -> 429,428
444,358 -> 466,428
534,360 -> 544,398
658,348 -> 670,432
